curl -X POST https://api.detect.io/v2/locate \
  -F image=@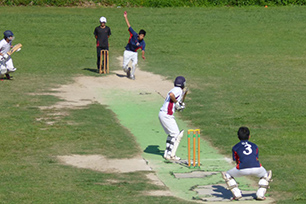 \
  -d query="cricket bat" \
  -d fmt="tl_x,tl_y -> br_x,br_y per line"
7,43 -> 22,56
